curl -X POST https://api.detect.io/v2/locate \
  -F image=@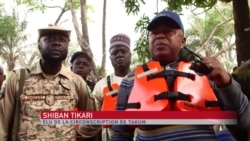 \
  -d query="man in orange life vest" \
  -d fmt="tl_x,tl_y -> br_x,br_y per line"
93,33 -> 132,141
111,10 -> 250,141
